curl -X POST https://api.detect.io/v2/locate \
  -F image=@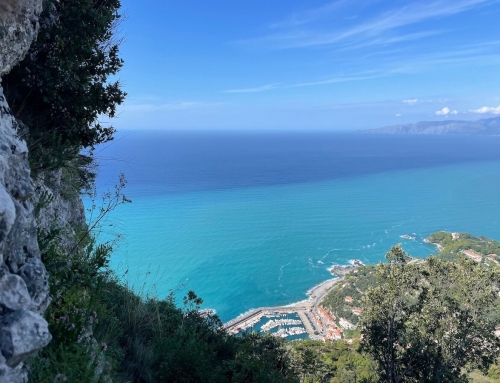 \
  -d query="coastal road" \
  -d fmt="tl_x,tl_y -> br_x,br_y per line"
307,278 -> 342,308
